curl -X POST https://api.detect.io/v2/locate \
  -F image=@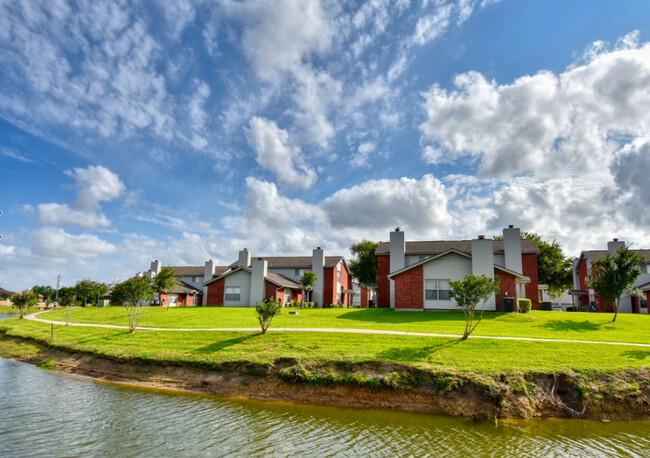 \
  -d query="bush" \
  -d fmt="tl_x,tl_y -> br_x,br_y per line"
255,299 -> 282,334
518,298 -> 532,313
